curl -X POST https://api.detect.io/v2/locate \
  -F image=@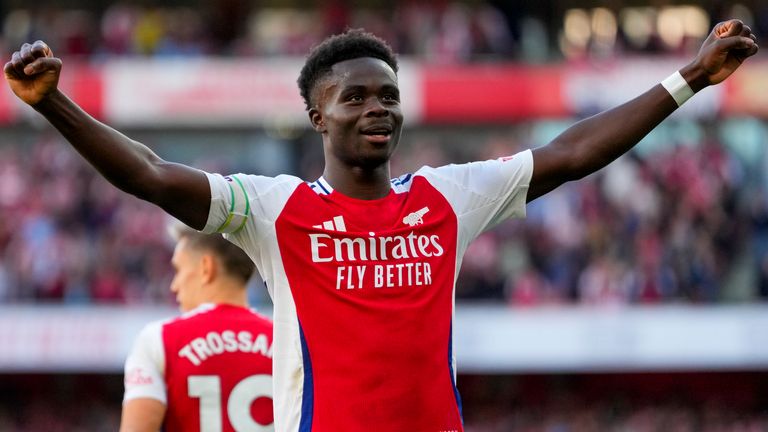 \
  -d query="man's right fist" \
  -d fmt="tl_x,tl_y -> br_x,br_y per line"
4,40 -> 62,106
